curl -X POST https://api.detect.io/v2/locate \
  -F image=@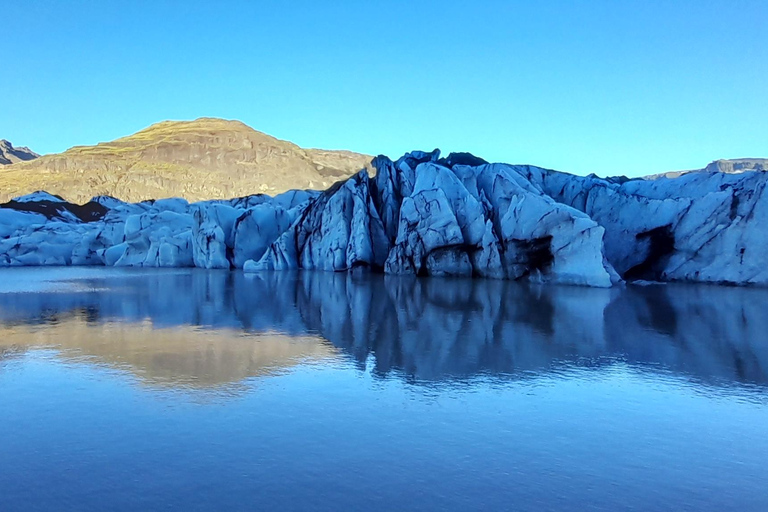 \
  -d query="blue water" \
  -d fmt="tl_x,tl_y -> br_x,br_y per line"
0,268 -> 767,511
